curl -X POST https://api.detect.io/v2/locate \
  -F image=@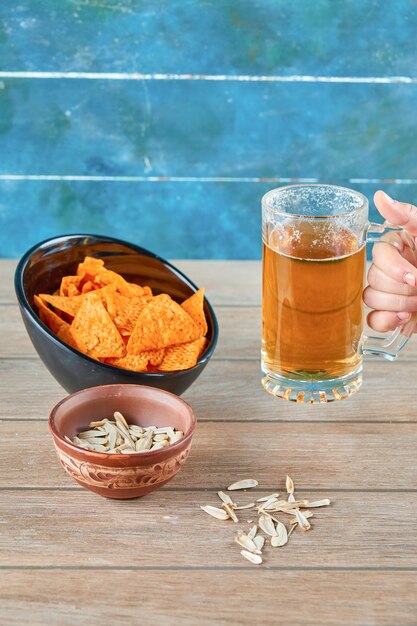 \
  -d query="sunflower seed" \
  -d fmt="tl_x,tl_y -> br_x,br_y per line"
305,499 -> 331,508
247,525 -> 257,540
235,534 -> 261,554
153,434 -> 169,442
77,430 -> 107,439
151,441 -> 169,451
253,535 -> 265,551
129,425 -> 144,435
222,504 -> 239,523
286,475 -> 295,495
259,514 -> 277,536
288,524 -> 297,538
218,491 -> 234,506
260,497 -> 279,510
240,550 -> 262,565
234,503 -> 255,510
170,431 -> 184,444
103,422 -> 118,449
83,436 -> 109,445
264,500 -> 309,513
295,509 -> 311,531
89,444 -> 108,452
153,427 -> 173,435
89,419 -> 110,427
64,435 -> 73,444
227,479 -> 258,491
72,417 -> 183,454
256,493 -> 280,502
200,505 -> 229,521
73,437 -> 95,450
271,521 -> 288,547
136,435 -> 152,452
289,511 -> 313,525
114,411 -> 129,429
